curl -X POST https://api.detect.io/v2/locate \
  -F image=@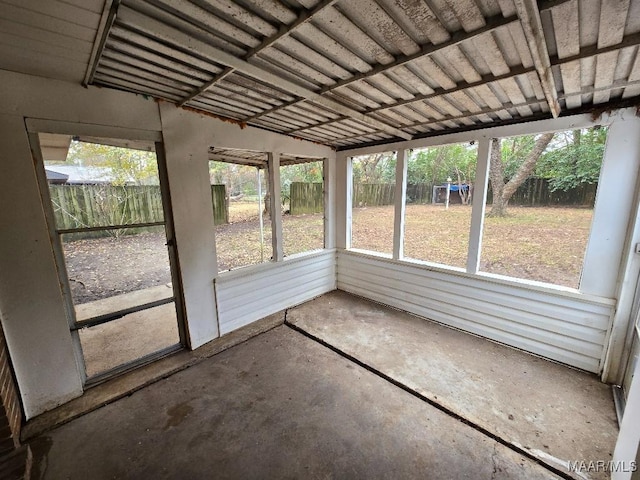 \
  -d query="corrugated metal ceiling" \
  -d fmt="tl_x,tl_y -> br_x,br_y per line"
2,0 -> 640,150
